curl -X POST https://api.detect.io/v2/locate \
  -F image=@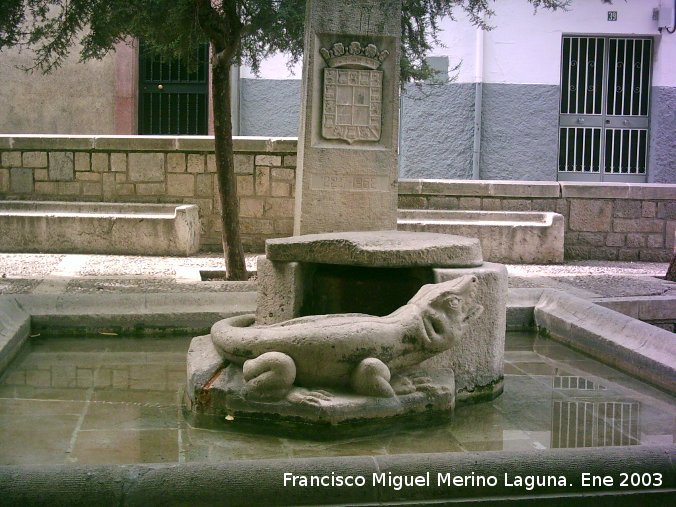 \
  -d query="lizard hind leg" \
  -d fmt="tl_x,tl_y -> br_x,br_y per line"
242,351 -> 296,401
351,358 -> 396,398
